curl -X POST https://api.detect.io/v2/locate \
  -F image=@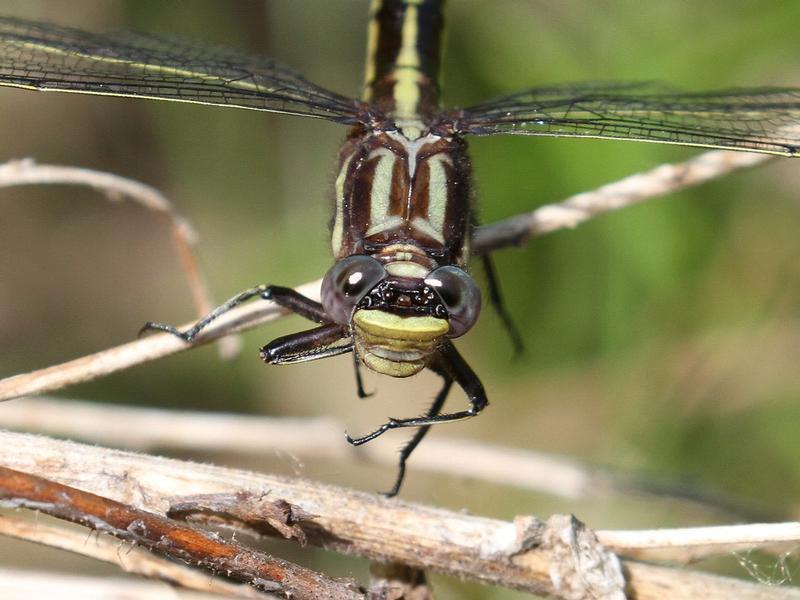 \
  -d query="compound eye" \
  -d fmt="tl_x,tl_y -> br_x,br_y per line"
321,255 -> 386,324
425,266 -> 482,337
